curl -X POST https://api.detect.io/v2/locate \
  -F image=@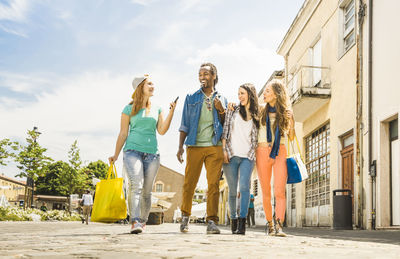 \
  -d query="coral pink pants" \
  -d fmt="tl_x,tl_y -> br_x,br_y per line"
256,145 -> 287,221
